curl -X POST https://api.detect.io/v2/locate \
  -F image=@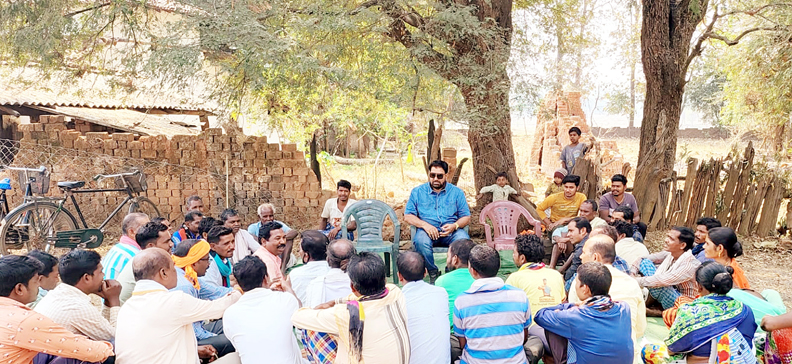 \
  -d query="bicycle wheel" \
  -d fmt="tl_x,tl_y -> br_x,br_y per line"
129,197 -> 161,218
0,202 -> 78,256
